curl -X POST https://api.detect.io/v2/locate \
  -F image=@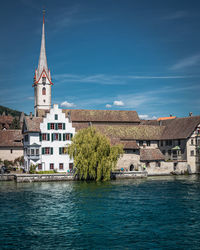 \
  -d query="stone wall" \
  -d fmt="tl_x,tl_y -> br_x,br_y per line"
15,174 -> 74,183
